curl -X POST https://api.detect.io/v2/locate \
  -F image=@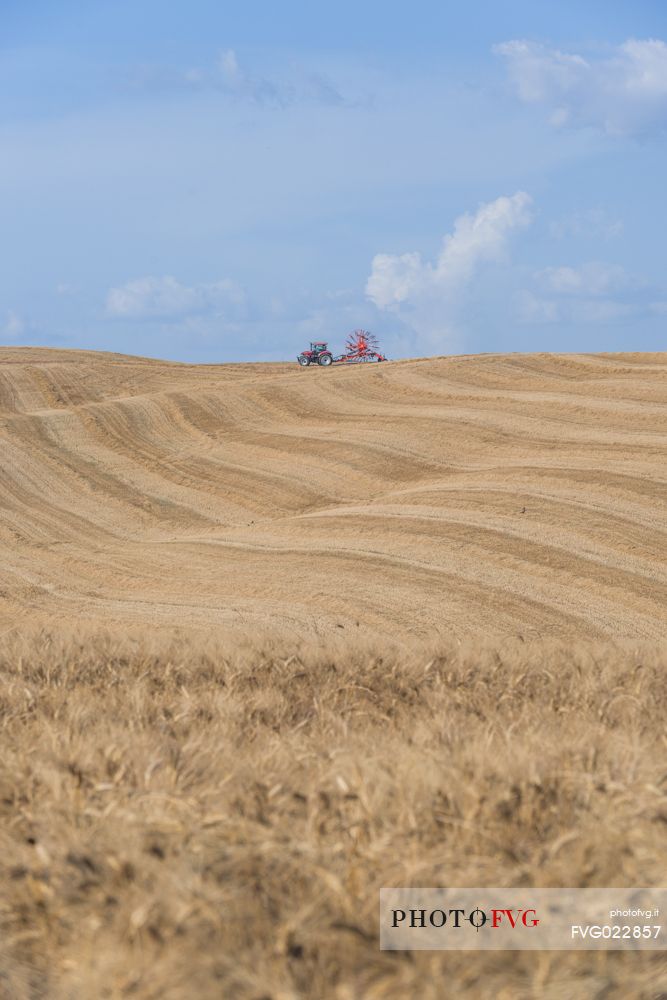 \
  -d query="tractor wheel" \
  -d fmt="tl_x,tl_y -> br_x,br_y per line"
297,356 -> 310,366
318,353 -> 333,367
